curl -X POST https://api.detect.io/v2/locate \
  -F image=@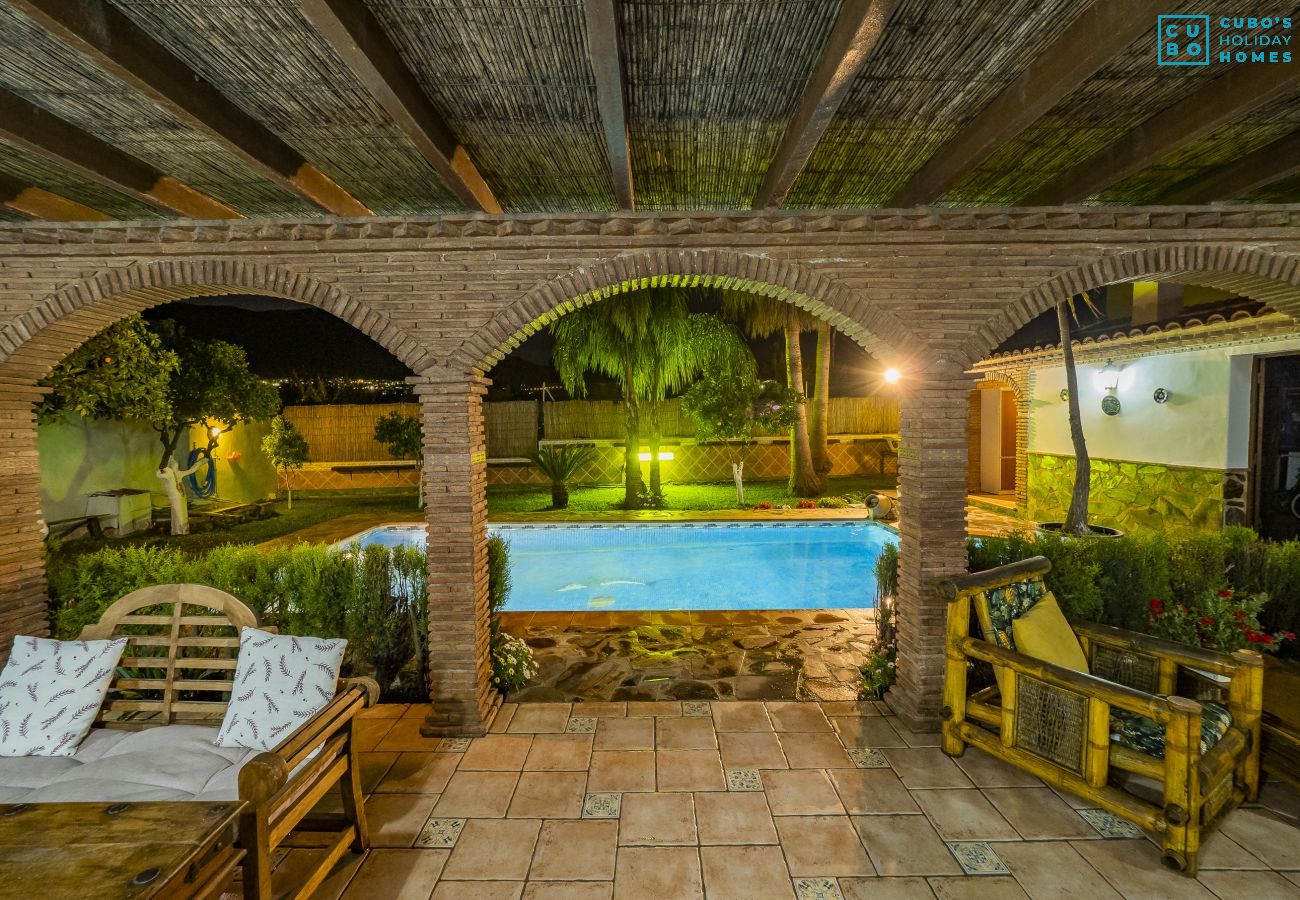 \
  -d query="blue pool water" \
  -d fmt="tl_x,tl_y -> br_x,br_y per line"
344,521 -> 896,611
